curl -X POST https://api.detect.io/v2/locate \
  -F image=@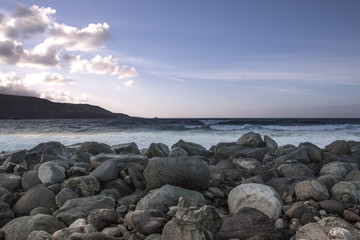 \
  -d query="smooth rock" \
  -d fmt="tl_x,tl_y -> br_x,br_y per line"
144,143 -> 169,158
264,135 -> 278,151
345,170 -> 360,181
89,159 -> 118,183
27,230 -> 55,240
295,179 -> 329,201
28,141 -> 67,157
102,179 -> 134,197
70,232 -> 123,239
38,162 -> 66,185
143,157 -> 210,192
87,208 -> 118,230
136,184 -> 206,212
318,217 -> 360,238
124,210 -> 168,235
61,175 -> 100,197
228,183 -> 283,219
343,210 -> 360,223
128,166 -> 146,190
113,142 -> 140,155
295,222 -> 327,240
78,142 -> 116,155
298,142 -> 322,162
13,186 -> 56,216
236,132 -> 265,148
0,201 -> 14,228
30,207 -> 52,216
53,195 -> 115,226
330,181 -> 360,207
0,172 -> 22,191
325,140 -> 352,155
90,153 -> 148,170
318,200 -> 345,215
22,170 -> 41,191
214,145 -> 268,163
168,147 -> 188,157
161,219 -> 210,240
1,214 -> 66,240
277,163 -> 314,177
320,161 -> 358,178
55,188 -> 79,208
171,140 -> 212,157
